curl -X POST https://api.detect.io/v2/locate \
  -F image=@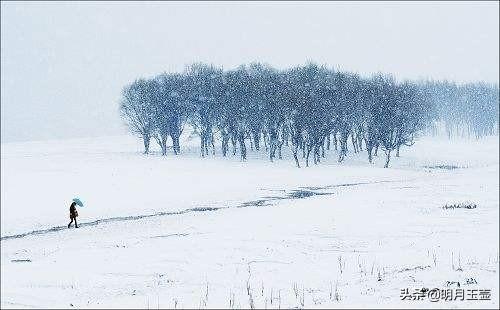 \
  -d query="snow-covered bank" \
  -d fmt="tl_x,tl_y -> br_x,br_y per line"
2,134 -> 497,237
1,134 -> 498,308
